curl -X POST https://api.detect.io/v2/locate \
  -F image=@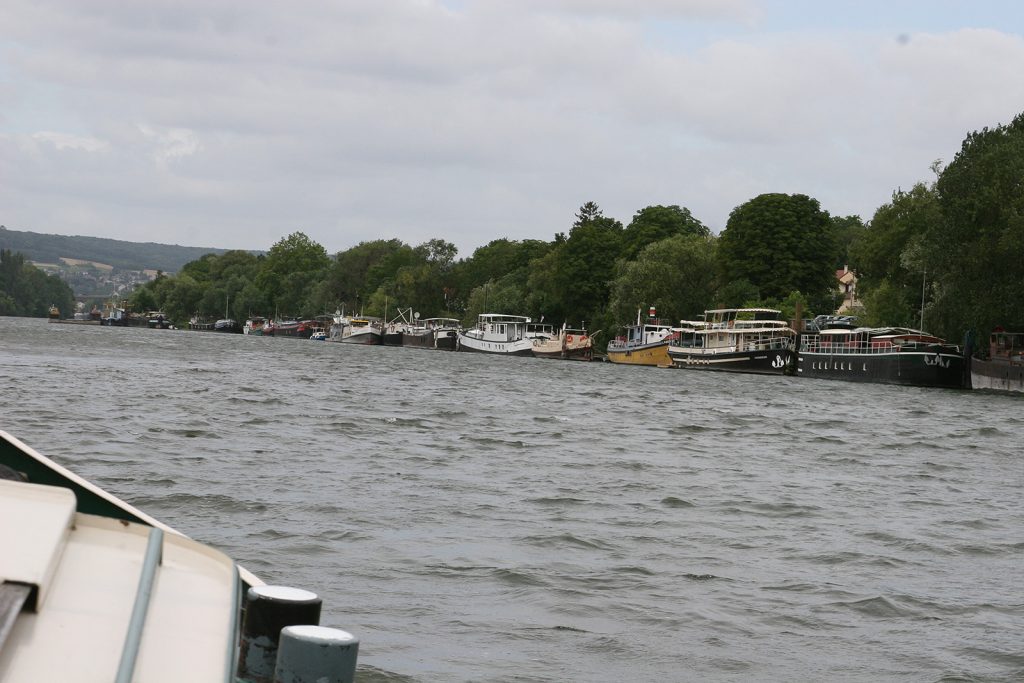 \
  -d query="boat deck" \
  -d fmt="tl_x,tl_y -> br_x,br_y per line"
0,478 -> 241,682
